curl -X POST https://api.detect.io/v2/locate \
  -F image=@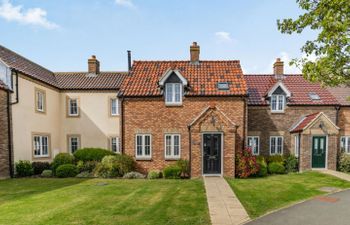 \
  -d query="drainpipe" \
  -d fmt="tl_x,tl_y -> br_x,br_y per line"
335,105 -> 340,126
120,95 -> 125,154
10,70 -> 19,105
298,133 -> 301,173
188,125 -> 192,178
7,89 -> 14,177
